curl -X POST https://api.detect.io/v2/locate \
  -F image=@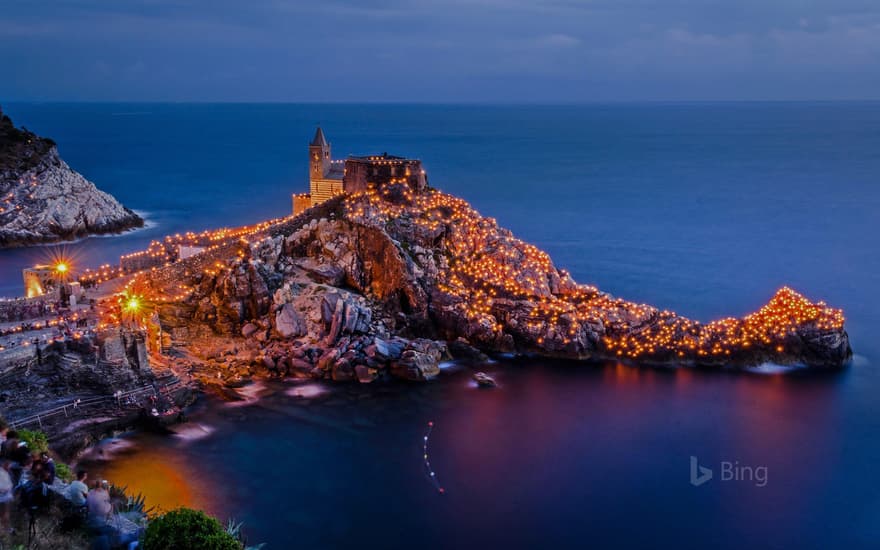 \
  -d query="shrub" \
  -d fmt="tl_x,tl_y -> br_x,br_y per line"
55,462 -> 74,482
18,429 -> 49,455
144,508 -> 242,550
